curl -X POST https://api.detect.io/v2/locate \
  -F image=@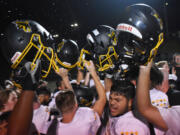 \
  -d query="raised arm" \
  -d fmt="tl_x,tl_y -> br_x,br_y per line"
104,77 -> 112,93
136,62 -> 168,130
55,68 -> 73,91
84,72 -> 90,86
8,60 -> 41,135
85,61 -> 106,116
76,69 -> 84,85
